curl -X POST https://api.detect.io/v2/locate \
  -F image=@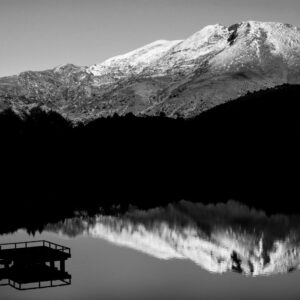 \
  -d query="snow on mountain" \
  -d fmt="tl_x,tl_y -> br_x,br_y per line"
211,21 -> 300,80
1,21 -> 300,121
88,39 -> 182,78
88,21 -> 300,79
